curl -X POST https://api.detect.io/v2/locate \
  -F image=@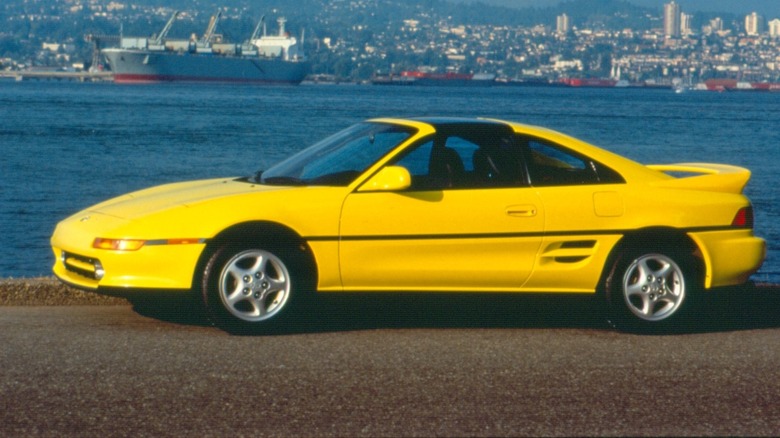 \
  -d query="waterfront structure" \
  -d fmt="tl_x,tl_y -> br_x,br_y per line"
663,1 -> 681,38
371,71 -> 496,86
